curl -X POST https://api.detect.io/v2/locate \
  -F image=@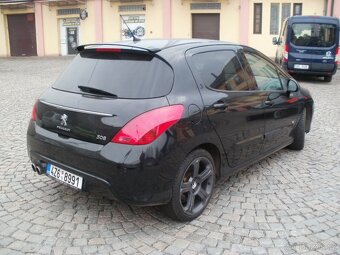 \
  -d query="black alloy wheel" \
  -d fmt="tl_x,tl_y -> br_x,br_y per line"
165,149 -> 216,221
